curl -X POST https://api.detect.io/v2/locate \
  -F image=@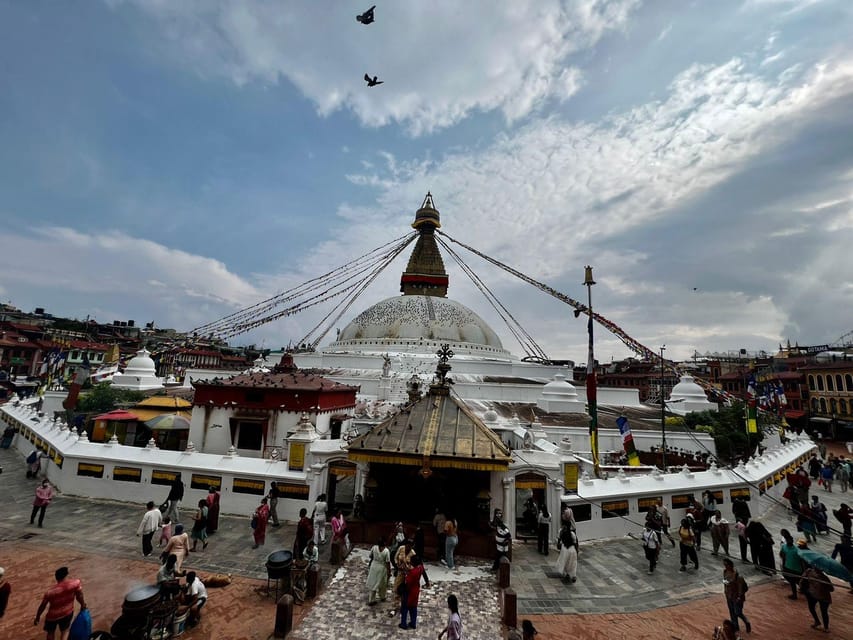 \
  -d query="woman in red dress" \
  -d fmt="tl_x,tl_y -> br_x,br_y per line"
205,486 -> 221,535
252,497 -> 270,549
